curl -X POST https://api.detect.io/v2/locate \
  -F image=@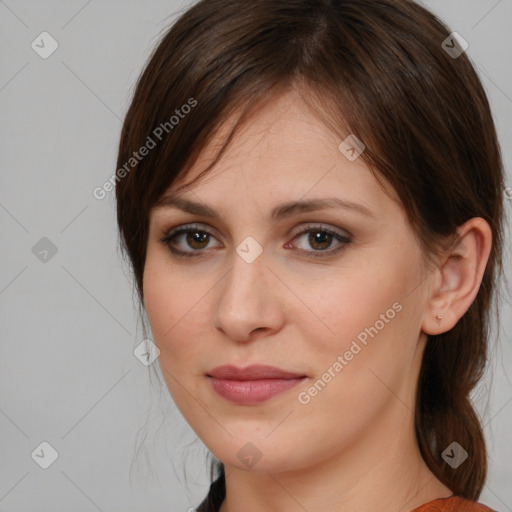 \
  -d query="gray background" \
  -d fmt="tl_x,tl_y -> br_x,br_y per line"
1,1 -> 511,511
